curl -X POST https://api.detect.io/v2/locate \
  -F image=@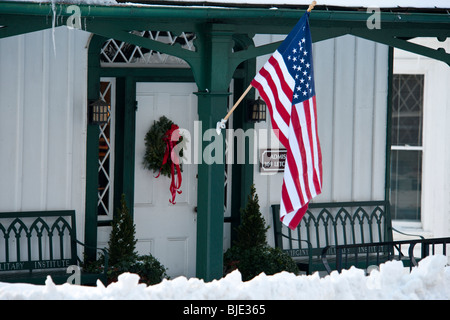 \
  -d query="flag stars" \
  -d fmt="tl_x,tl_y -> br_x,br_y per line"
280,28 -> 314,104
